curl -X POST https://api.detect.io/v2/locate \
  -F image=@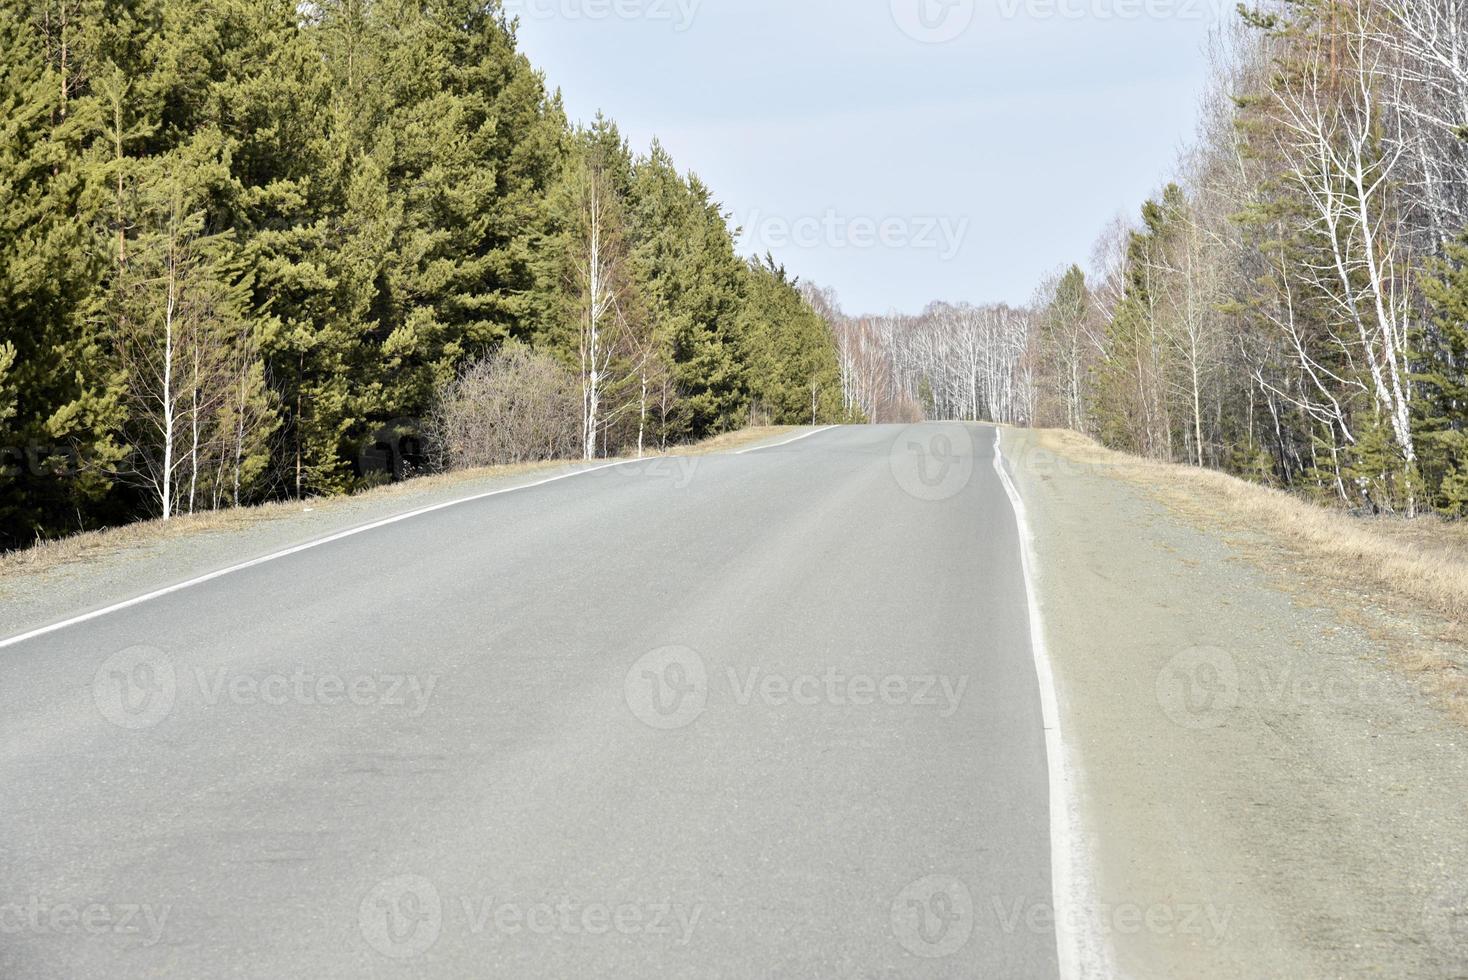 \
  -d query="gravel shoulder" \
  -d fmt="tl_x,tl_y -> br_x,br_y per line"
0,427 -> 816,643
1000,428 -> 1468,978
